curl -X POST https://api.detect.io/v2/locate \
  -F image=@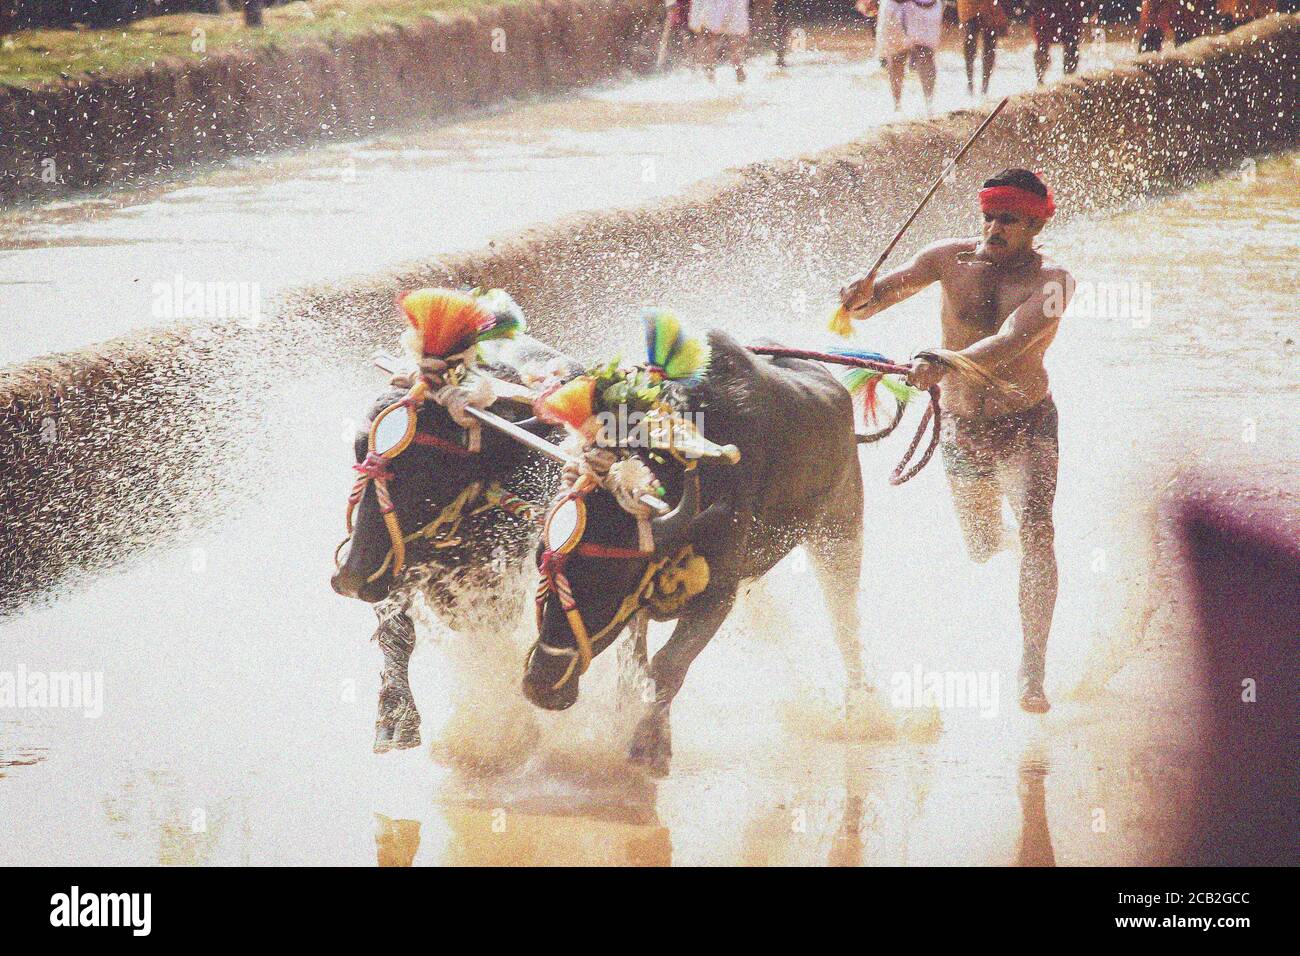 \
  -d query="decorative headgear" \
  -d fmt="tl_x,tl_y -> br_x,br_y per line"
398,286 -> 527,365
534,308 -> 711,441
